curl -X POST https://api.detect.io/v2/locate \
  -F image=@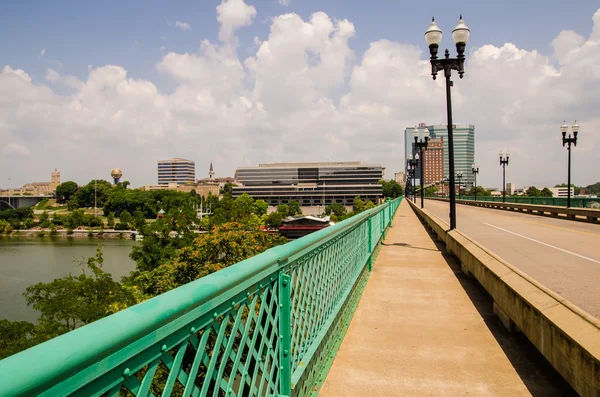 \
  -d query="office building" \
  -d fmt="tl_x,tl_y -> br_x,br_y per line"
233,162 -> 383,206
506,183 -> 516,195
422,138 -> 444,186
158,158 -> 195,185
550,187 -> 573,197
405,123 -> 475,189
